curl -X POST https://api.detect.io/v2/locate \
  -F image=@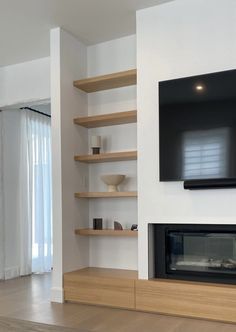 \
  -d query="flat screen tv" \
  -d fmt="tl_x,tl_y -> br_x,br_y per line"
159,69 -> 236,182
